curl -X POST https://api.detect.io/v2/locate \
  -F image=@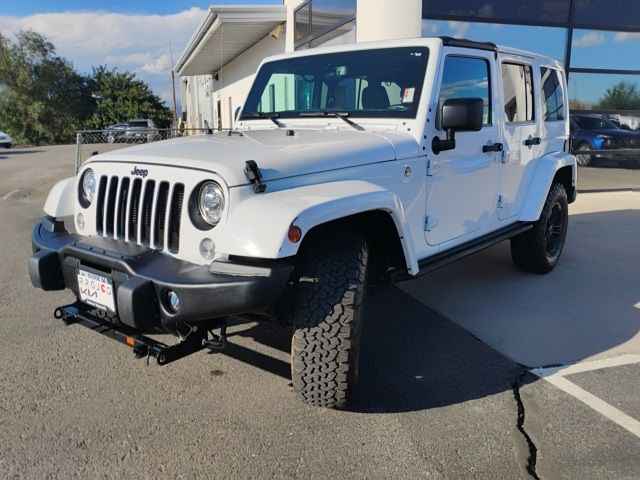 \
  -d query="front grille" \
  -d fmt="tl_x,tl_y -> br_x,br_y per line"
96,175 -> 184,253
614,137 -> 640,148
